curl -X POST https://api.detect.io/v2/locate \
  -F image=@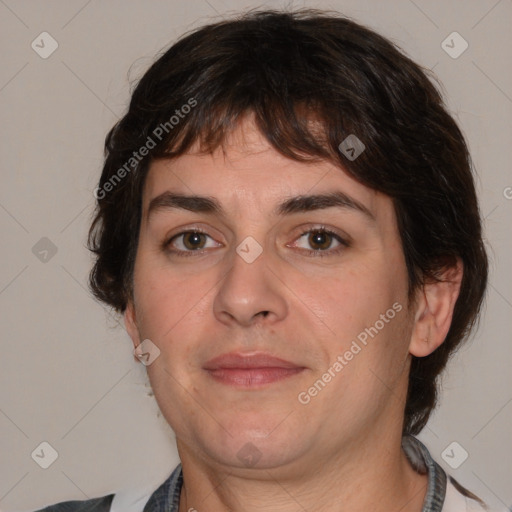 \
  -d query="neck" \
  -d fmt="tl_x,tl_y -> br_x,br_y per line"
176,430 -> 428,512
